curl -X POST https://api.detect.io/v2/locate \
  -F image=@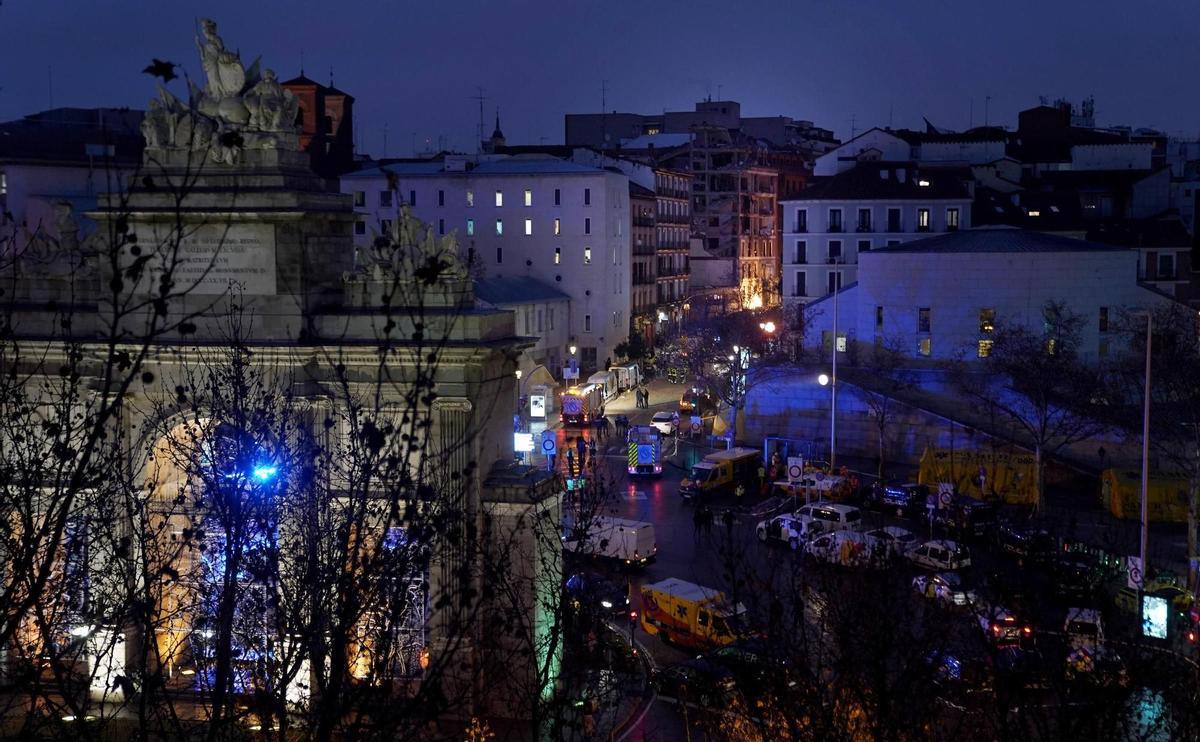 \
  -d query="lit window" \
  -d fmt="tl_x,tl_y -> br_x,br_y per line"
495,219 -> 503,236
554,218 -> 561,235
584,247 -> 592,264
918,179 -> 931,187
467,219 -> 475,236
467,190 -> 474,207
554,247 -> 561,264
524,189 -> 532,207
917,208 -> 931,231
918,338 -> 931,356
495,190 -> 503,207
977,339 -> 993,358
1028,209 -> 1041,217
525,219 -> 532,236
946,208 -> 960,230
